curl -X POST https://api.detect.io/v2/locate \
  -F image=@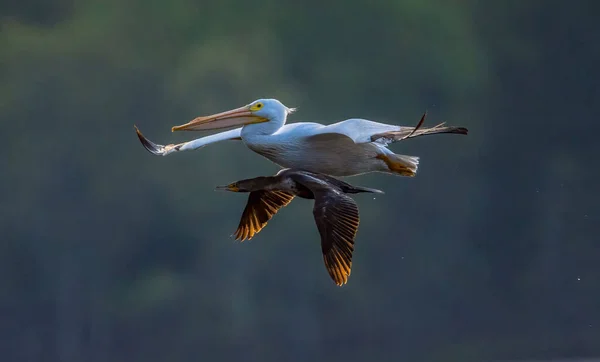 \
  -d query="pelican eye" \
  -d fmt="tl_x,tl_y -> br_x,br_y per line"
250,102 -> 263,111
